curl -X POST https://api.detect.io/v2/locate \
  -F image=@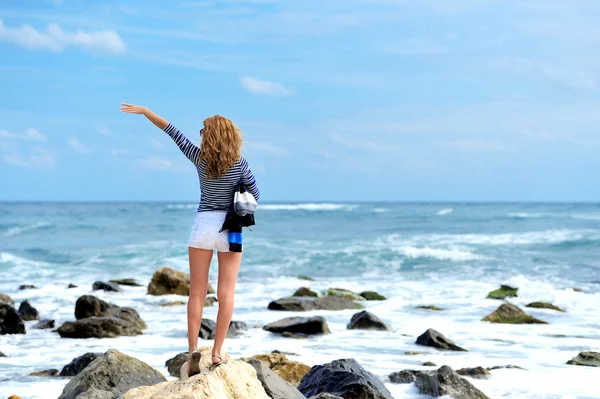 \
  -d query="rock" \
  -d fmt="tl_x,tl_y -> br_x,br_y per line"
293,287 -> 318,298
298,358 -> 394,399
264,316 -> 330,335
573,287 -> 583,292
325,288 -> 366,301
160,301 -> 186,307
18,284 -> 37,290
346,311 -> 390,331
247,359 -> 306,399
199,319 -> 247,339
0,303 -> 26,335
58,349 -> 165,399
416,305 -> 444,311
567,351 -> 600,367
297,275 -> 315,281
526,302 -> 565,312
8,396 -> 22,399
92,281 -> 122,292
268,296 -> 362,312
404,351 -> 426,356
0,293 -> 14,306
0,351 -> 6,357
68,284 -> 78,288
147,267 -> 216,296
125,346 -> 269,399
315,296 -> 363,310
487,365 -> 525,371
74,295 -> 146,330
29,368 -> 59,377
57,317 -> 143,338
165,352 -> 189,377
415,366 -> 489,398
109,278 -> 143,287
205,296 -> 218,307
309,395 -> 343,399
482,303 -> 547,324
18,300 -> 40,321
423,362 -> 437,367
272,350 -> 299,356
416,329 -> 467,352
389,370 -> 418,384
31,319 -> 55,329
242,353 -> 311,386
282,332 -> 309,339
486,285 -> 518,300
456,367 -> 491,379
359,291 -> 387,300
60,353 -> 103,377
